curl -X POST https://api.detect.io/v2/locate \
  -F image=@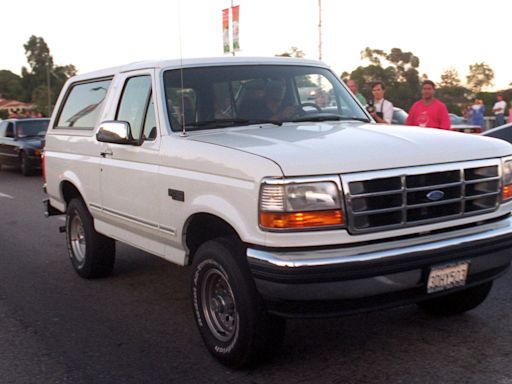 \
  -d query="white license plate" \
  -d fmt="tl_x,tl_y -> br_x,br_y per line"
427,261 -> 470,293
